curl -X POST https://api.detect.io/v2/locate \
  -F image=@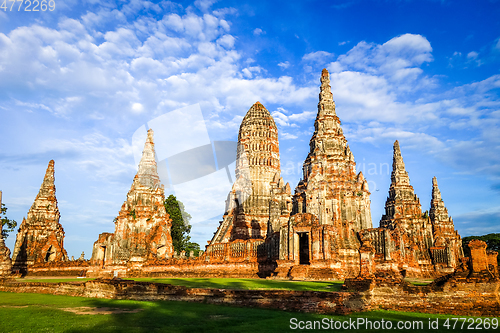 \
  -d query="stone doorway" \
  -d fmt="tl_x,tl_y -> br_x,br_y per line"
298,233 -> 310,265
